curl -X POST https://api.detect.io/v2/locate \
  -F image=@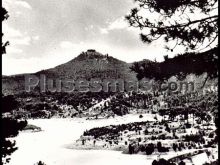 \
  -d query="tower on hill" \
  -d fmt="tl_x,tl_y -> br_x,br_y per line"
87,49 -> 96,53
